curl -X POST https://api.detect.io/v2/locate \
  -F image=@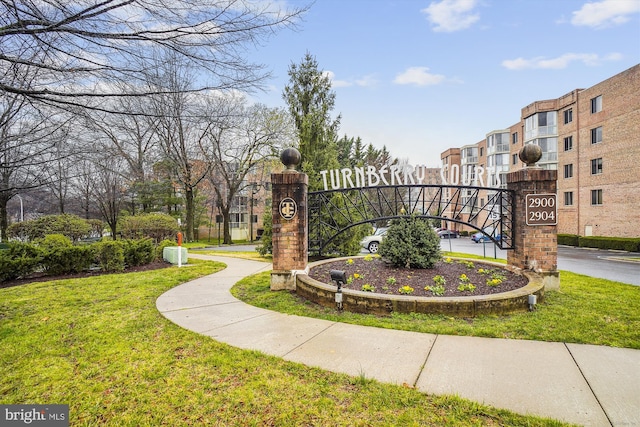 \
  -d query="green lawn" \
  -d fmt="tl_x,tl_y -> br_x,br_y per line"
232,252 -> 640,349
0,259 -> 570,426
